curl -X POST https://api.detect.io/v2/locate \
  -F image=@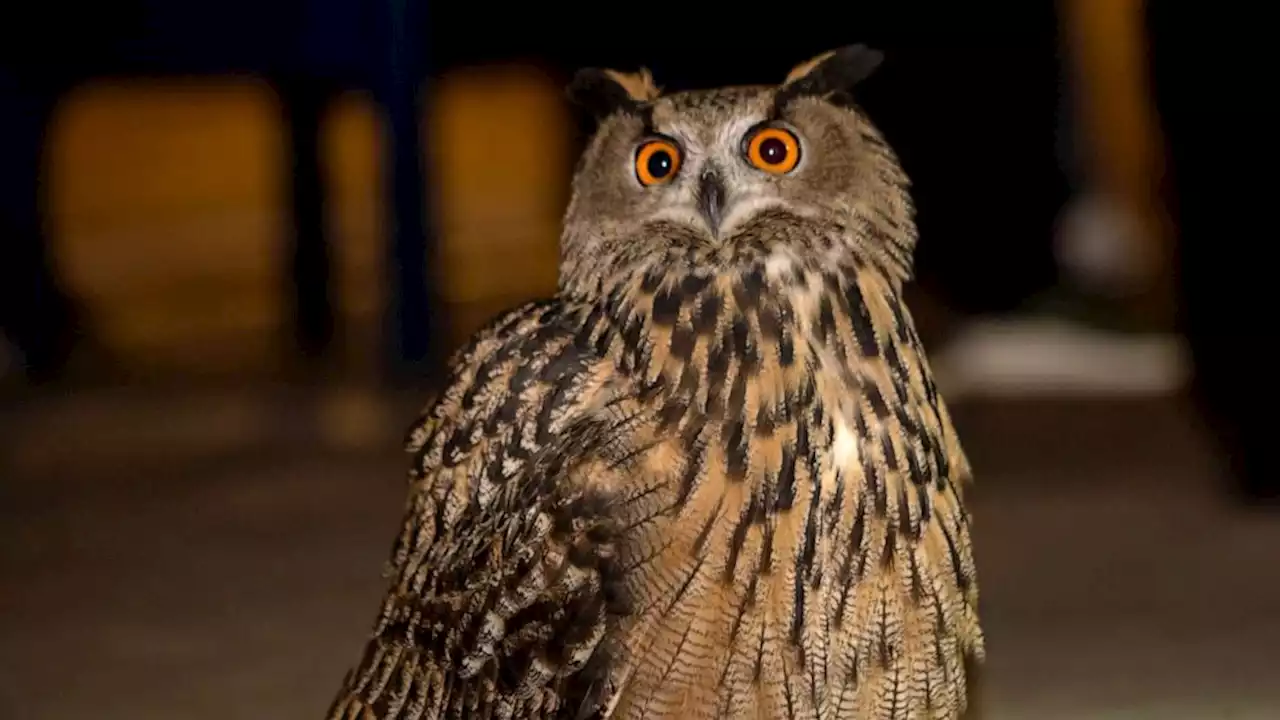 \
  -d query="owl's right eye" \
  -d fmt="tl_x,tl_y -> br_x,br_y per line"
634,138 -> 682,186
